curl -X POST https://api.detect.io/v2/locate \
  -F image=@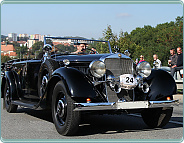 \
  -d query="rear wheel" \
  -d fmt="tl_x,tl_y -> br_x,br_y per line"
3,81 -> 18,113
52,81 -> 80,135
141,107 -> 173,128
